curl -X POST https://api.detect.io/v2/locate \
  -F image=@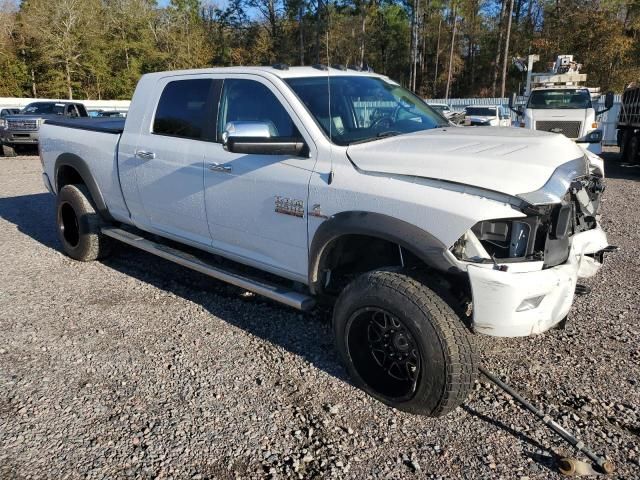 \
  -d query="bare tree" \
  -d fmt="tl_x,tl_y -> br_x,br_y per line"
491,0 -> 505,97
433,15 -> 441,96
500,0 -> 514,98
445,2 -> 457,99
20,0 -> 99,99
